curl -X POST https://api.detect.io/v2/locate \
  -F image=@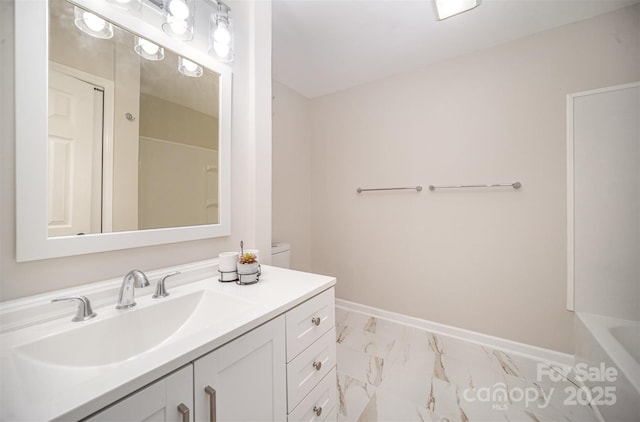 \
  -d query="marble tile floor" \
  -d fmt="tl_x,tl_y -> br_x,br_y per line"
335,307 -> 600,422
